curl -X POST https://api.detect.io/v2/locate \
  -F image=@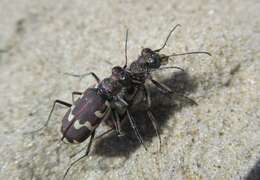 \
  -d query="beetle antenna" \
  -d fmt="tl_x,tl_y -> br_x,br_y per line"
154,24 -> 181,52
123,29 -> 128,69
169,51 -> 212,57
